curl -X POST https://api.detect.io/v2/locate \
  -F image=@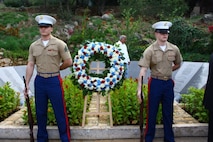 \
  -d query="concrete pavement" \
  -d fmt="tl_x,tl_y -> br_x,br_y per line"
0,137 -> 208,142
